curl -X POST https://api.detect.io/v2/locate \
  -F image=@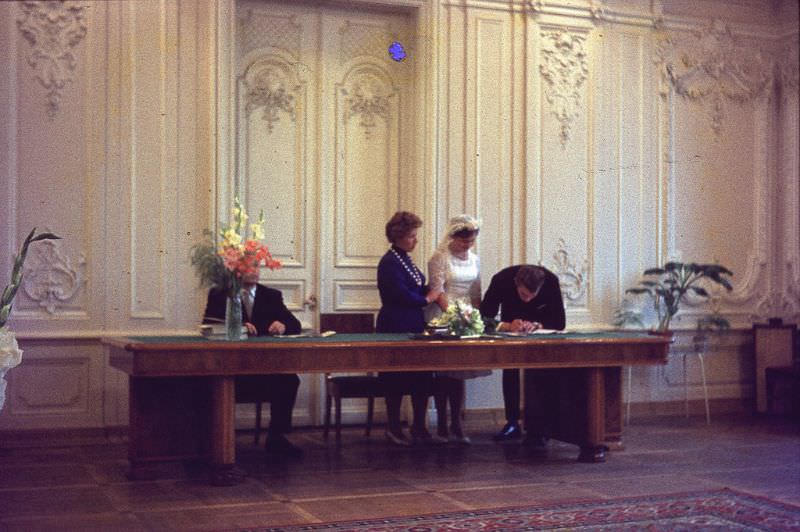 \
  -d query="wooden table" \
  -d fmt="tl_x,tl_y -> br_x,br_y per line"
104,332 -> 669,484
